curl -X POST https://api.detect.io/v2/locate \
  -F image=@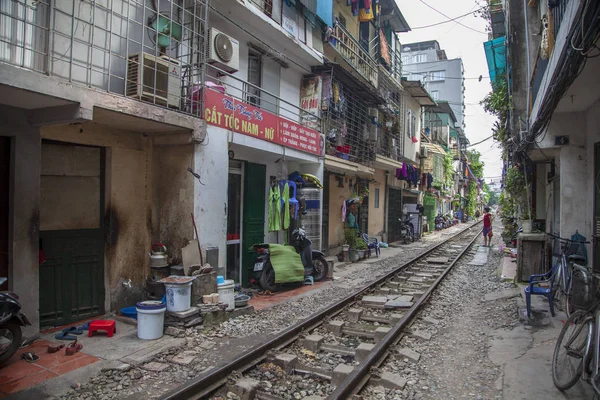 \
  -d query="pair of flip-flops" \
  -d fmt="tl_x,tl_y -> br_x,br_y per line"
20,352 -> 40,363
55,325 -> 88,341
